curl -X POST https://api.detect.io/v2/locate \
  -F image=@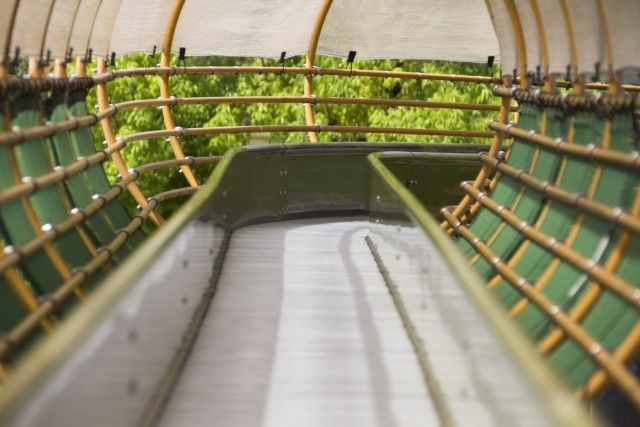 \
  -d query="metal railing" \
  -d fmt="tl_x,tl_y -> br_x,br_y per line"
0,58 -> 511,371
